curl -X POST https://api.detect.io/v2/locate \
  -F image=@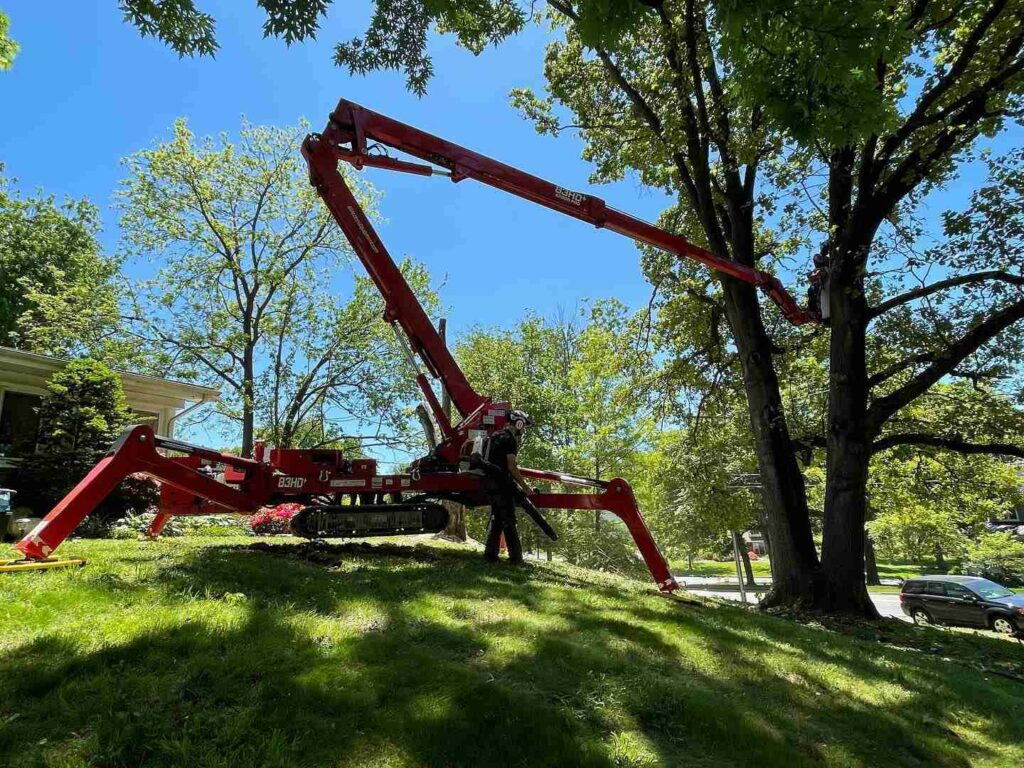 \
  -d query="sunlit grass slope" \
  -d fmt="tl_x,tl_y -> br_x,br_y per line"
1,536 -> 1022,767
